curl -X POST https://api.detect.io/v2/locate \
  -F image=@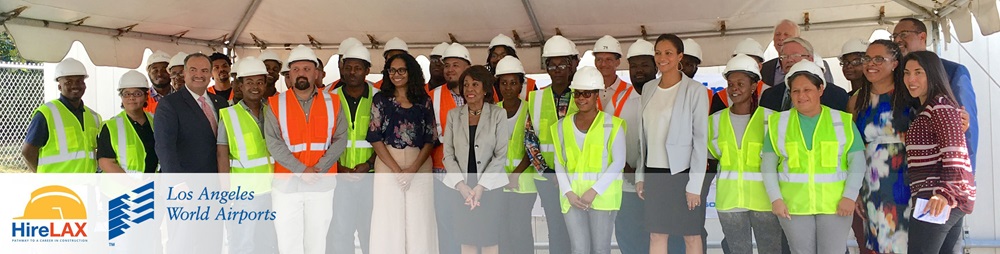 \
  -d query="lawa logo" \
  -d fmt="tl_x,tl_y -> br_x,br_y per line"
108,182 -> 153,241
10,185 -> 89,241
